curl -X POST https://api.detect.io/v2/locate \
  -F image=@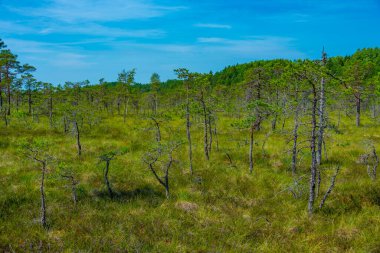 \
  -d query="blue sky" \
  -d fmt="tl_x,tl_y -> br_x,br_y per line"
1,0 -> 379,84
